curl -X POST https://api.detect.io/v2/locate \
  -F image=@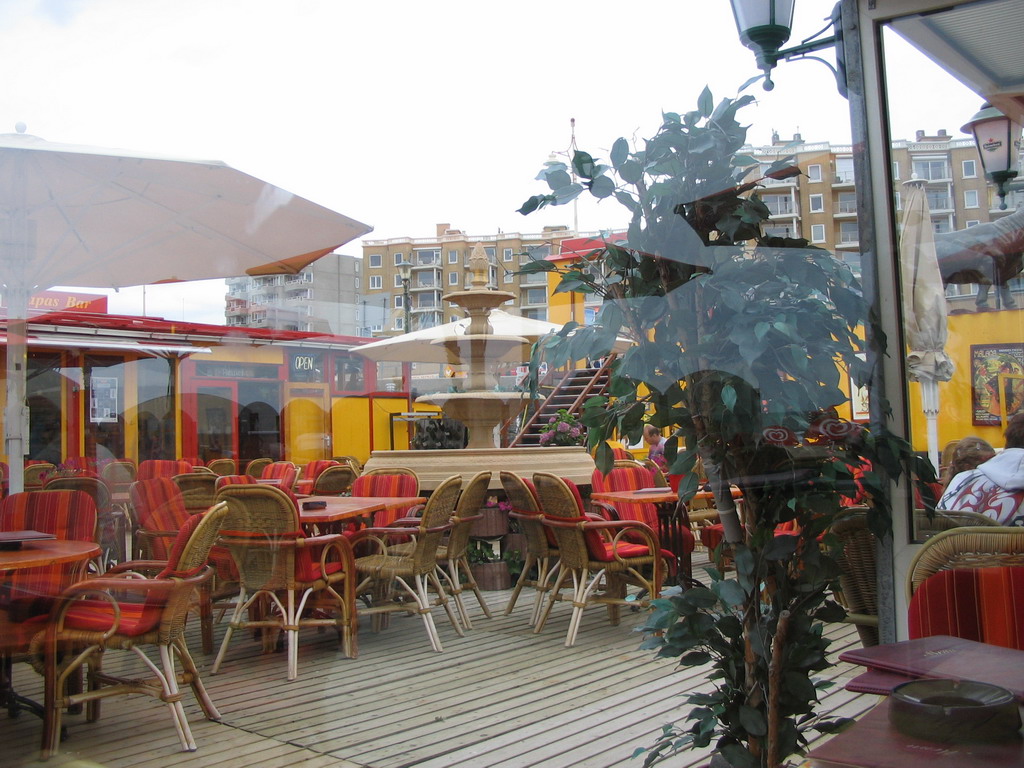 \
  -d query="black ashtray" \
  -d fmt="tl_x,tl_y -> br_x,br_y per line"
302,500 -> 328,511
890,678 -> 1021,743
